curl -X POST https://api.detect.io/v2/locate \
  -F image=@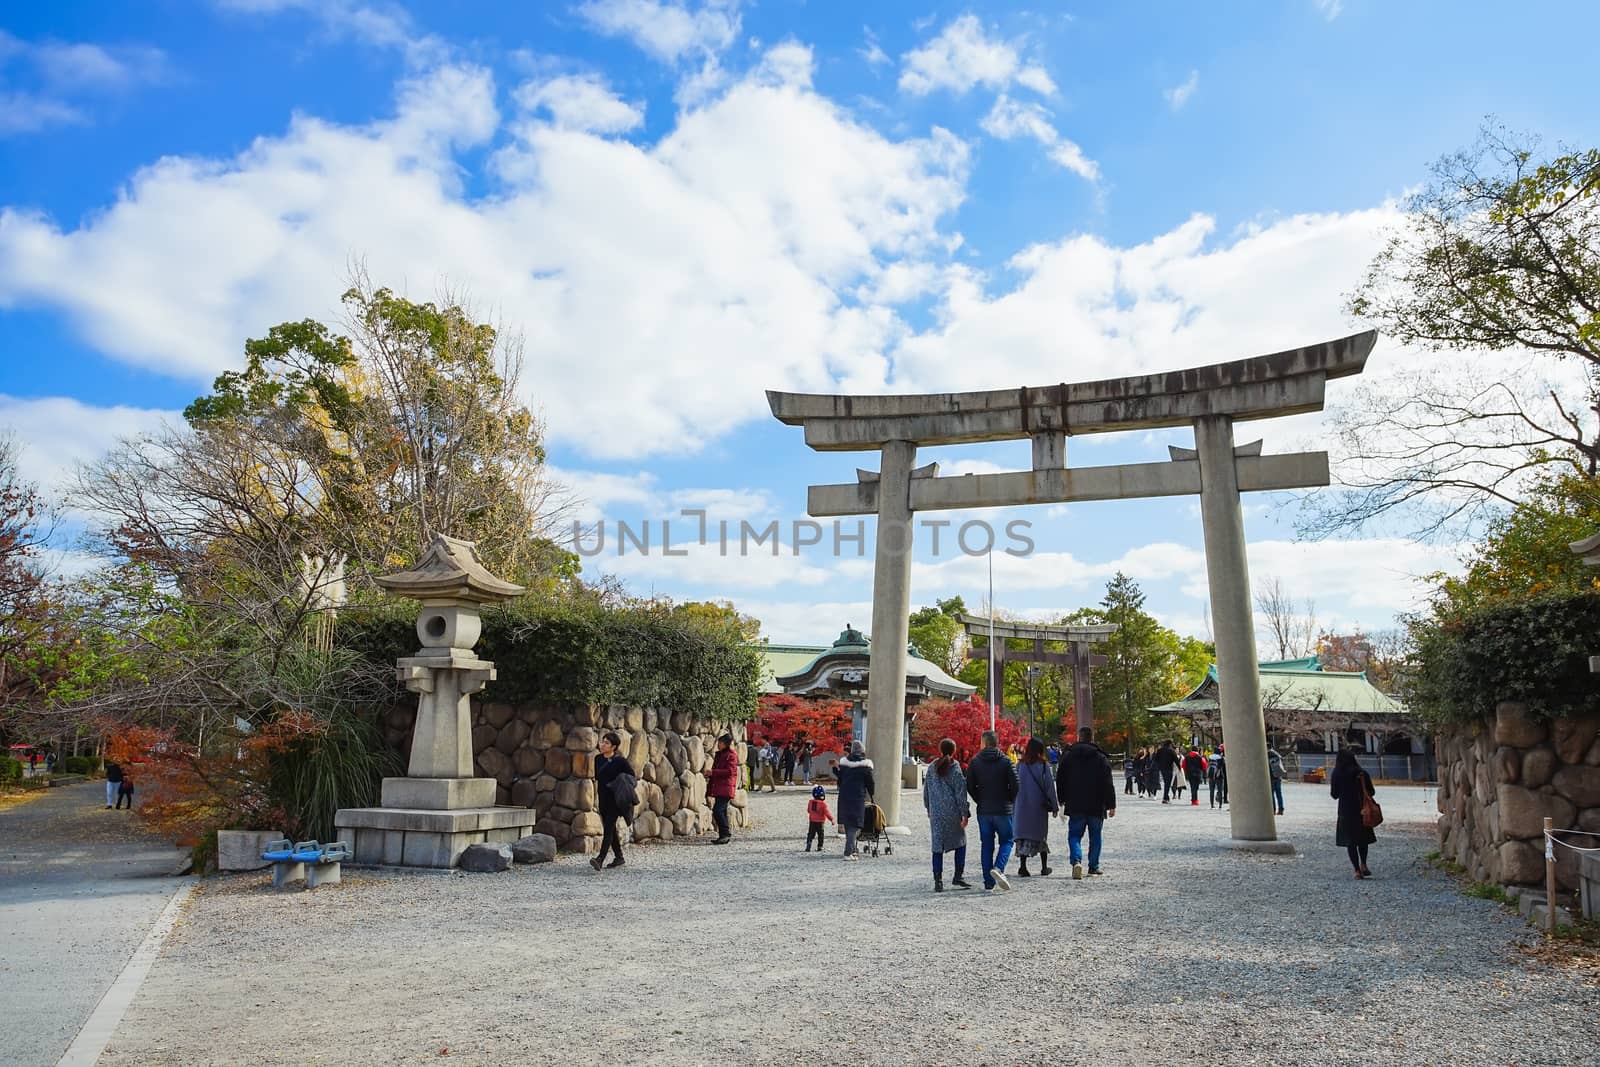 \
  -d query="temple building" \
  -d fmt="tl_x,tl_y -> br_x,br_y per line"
1149,655 -> 1432,780
755,624 -> 974,778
